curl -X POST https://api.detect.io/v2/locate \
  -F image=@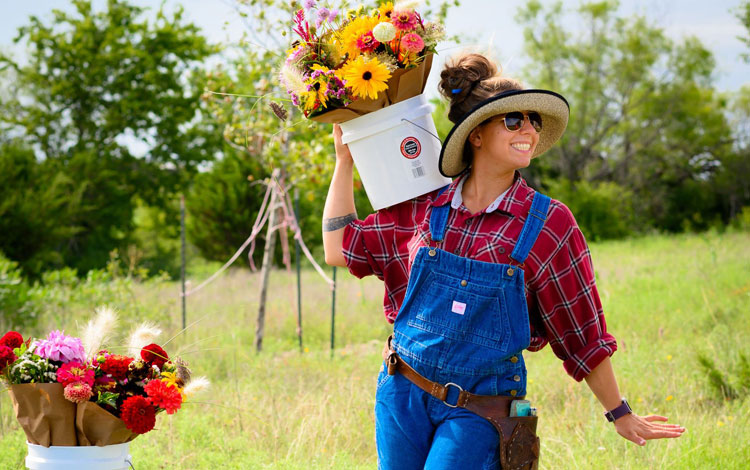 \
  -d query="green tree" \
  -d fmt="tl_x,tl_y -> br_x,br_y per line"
514,0 -> 733,232
0,0 -> 220,275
